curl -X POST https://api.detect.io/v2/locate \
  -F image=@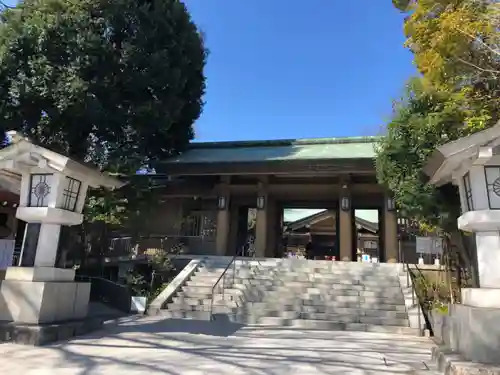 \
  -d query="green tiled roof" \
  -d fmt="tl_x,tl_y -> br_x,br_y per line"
165,136 -> 380,164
